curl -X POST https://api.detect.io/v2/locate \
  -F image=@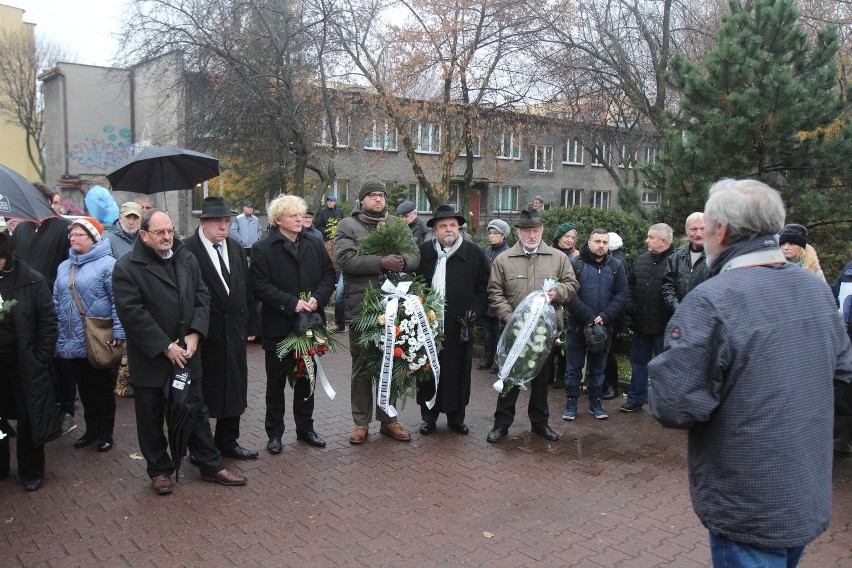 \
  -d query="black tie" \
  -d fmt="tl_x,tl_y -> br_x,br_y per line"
216,243 -> 230,282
